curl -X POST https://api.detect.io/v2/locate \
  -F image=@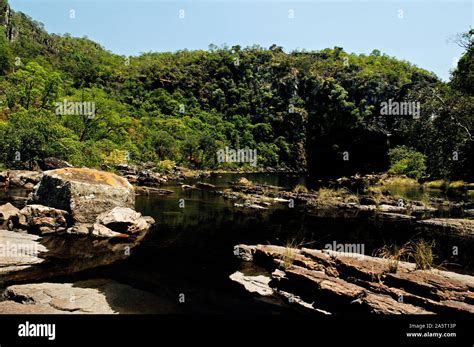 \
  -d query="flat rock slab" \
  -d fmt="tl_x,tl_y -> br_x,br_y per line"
417,218 -> 474,236
31,168 -> 135,223
1,279 -> 178,314
0,225 -> 148,284
231,244 -> 474,315
0,230 -> 47,277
